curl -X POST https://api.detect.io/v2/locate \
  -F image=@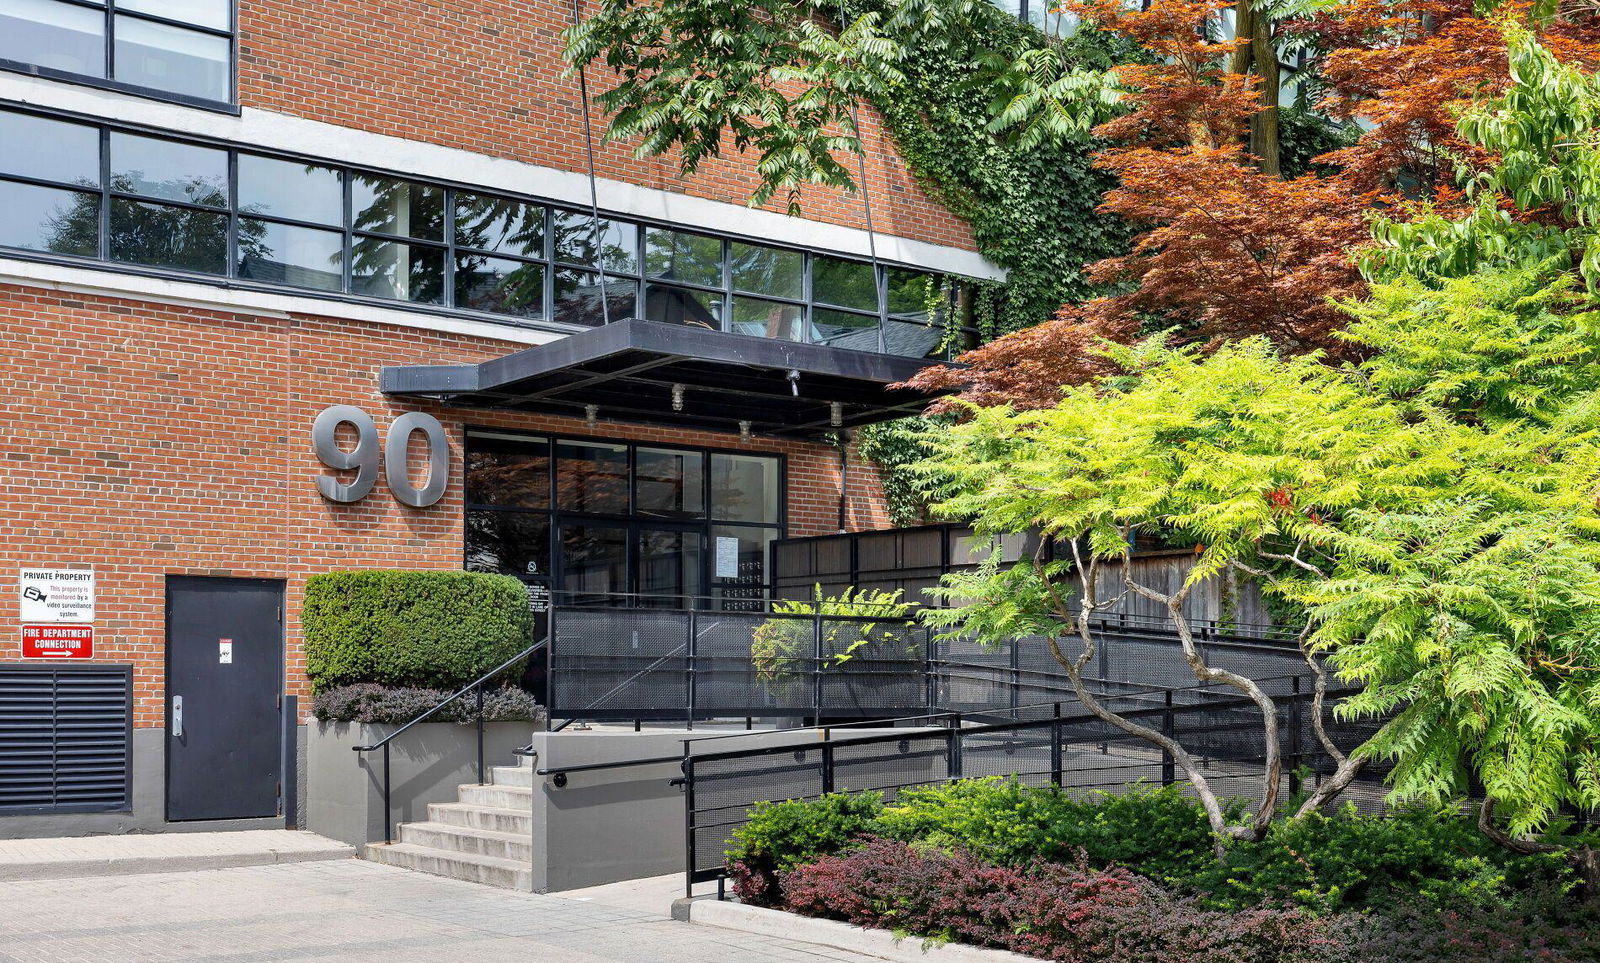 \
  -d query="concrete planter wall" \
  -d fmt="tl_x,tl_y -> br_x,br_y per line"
306,720 -> 533,849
